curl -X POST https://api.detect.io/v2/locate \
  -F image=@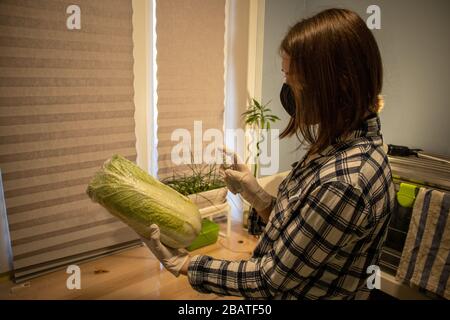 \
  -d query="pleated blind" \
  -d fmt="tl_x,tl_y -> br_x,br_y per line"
0,0 -> 141,282
156,0 -> 226,179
